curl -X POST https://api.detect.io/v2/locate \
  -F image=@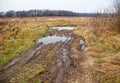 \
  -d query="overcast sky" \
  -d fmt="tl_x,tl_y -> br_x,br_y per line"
0,0 -> 113,13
